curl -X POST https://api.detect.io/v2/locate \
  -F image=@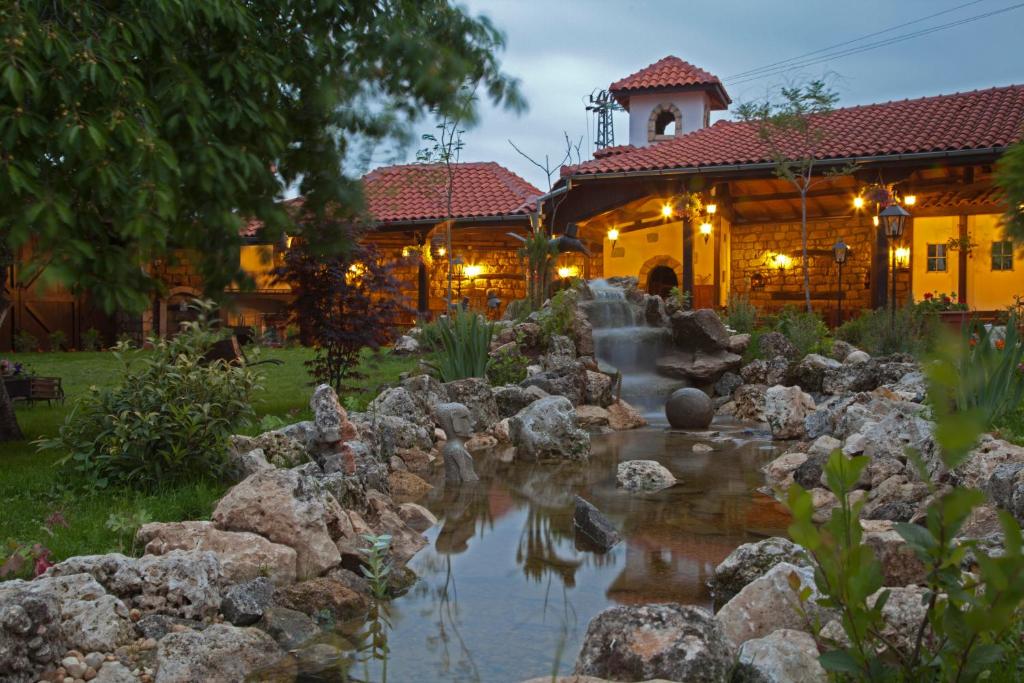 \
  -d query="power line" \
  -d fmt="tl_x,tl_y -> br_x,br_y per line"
724,0 -> 987,81
725,1 -> 1024,86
